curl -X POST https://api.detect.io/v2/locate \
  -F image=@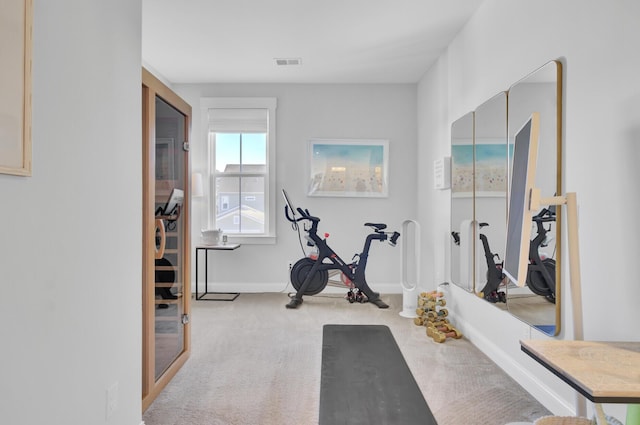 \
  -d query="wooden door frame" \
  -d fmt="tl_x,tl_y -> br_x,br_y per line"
141,68 -> 192,411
